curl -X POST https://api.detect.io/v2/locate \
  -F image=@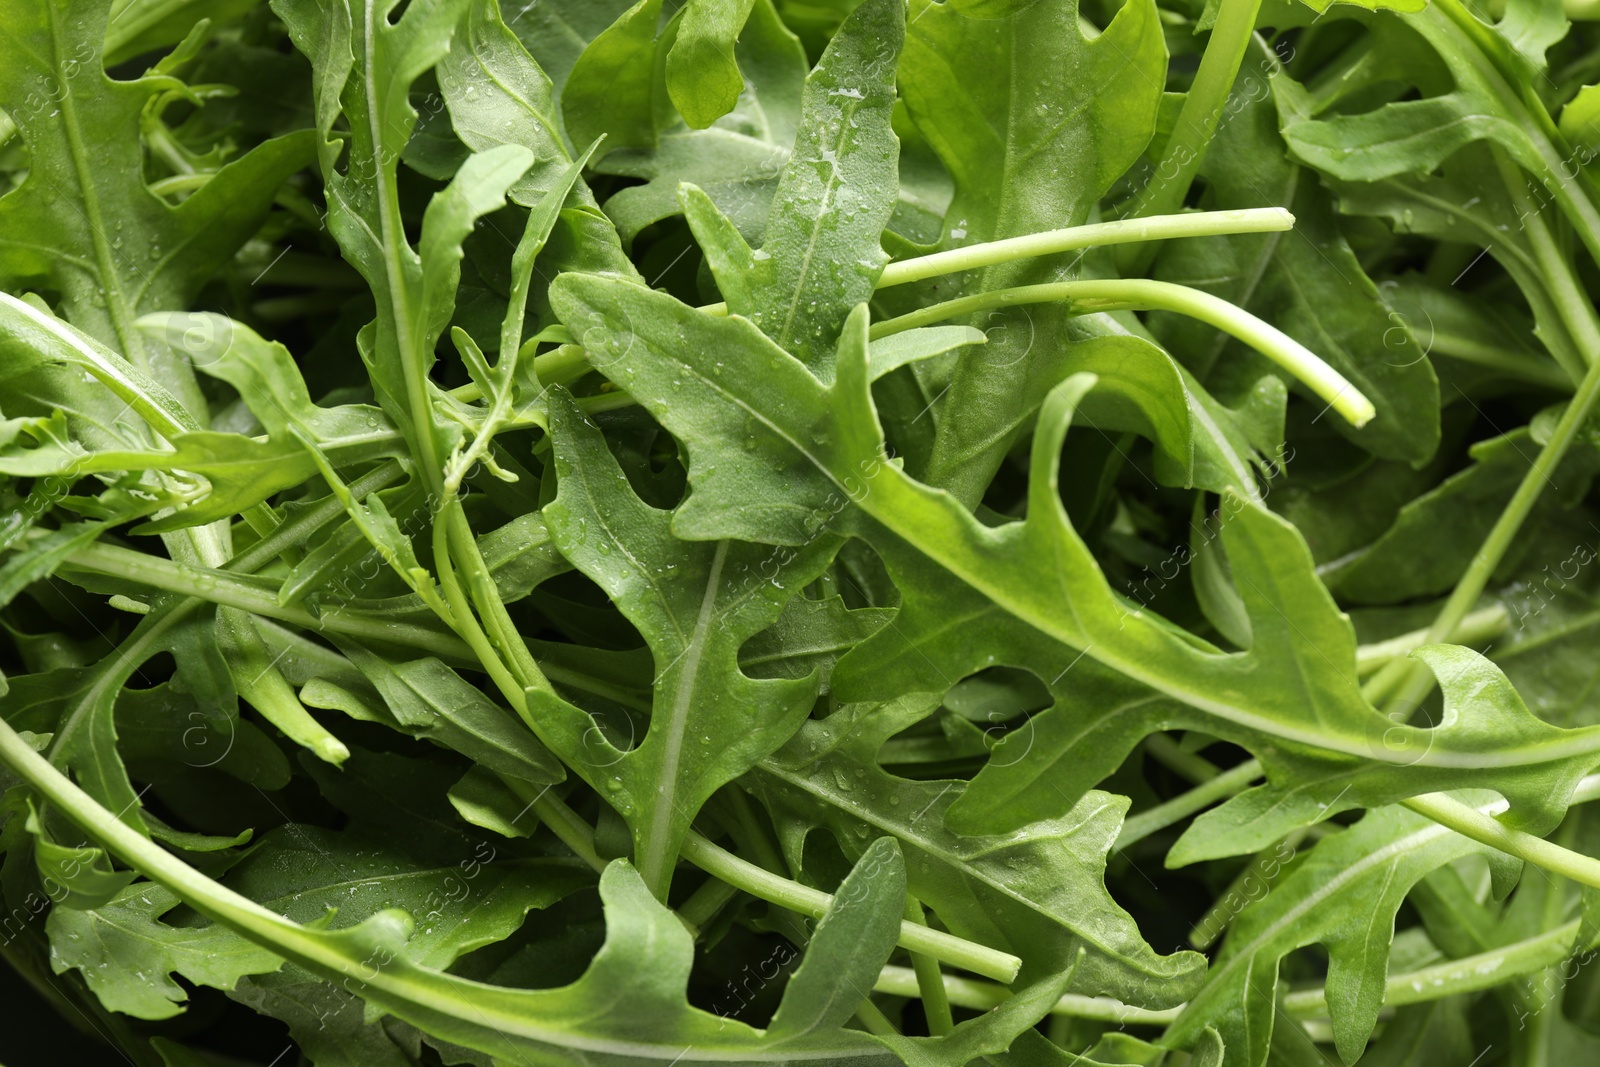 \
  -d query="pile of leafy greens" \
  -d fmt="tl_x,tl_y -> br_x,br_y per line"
11,0 -> 1600,1063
